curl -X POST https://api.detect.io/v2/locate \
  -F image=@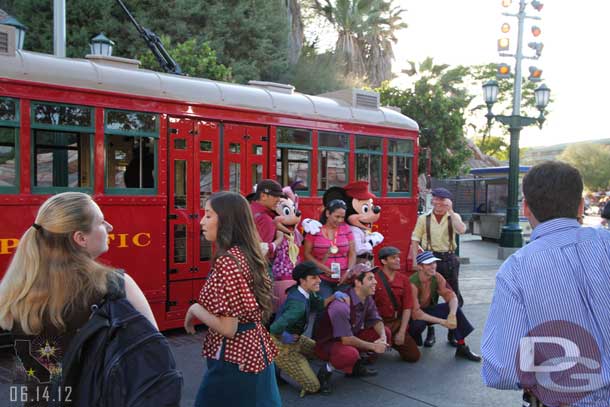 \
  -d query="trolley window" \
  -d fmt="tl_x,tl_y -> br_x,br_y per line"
104,109 -> 158,194
318,131 -> 349,194
31,102 -> 94,193
355,135 -> 382,194
387,138 -> 414,196
276,127 -> 311,194
0,97 -> 19,193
